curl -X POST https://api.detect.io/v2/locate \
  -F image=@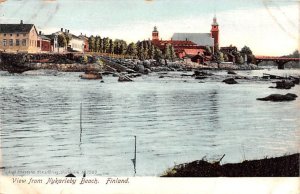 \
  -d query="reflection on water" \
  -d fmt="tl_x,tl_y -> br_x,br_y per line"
0,69 -> 299,176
